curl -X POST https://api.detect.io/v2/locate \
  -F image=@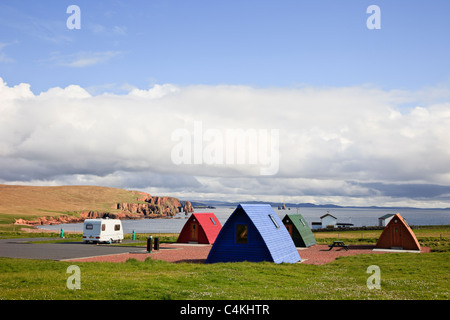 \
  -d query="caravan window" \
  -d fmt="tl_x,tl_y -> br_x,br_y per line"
102,224 -> 106,231
269,214 -> 280,229
236,224 -> 248,244
114,224 -> 121,231
85,223 -> 93,230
